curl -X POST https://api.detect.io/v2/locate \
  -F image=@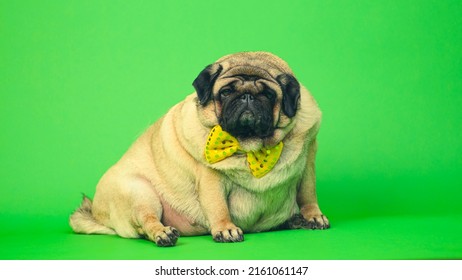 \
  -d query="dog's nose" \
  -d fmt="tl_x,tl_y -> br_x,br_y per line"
240,93 -> 254,103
